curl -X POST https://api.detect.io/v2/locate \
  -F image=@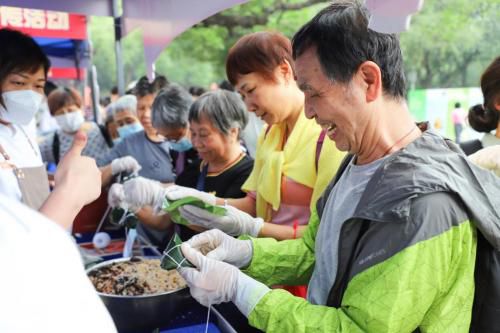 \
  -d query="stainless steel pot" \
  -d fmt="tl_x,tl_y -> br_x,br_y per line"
87,257 -> 195,332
